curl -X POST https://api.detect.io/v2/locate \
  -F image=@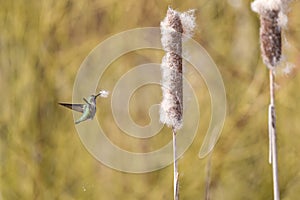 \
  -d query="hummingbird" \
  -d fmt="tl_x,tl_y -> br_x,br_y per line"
58,90 -> 109,124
